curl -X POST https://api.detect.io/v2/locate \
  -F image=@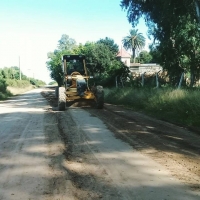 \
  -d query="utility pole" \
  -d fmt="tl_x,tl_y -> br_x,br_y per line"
19,56 -> 21,80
